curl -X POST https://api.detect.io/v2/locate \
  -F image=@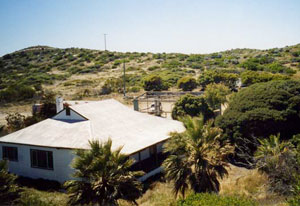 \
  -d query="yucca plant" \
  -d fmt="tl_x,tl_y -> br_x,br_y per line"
255,134 -> 298,195
163,116 -> 234,197
64,139 -> 144,206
